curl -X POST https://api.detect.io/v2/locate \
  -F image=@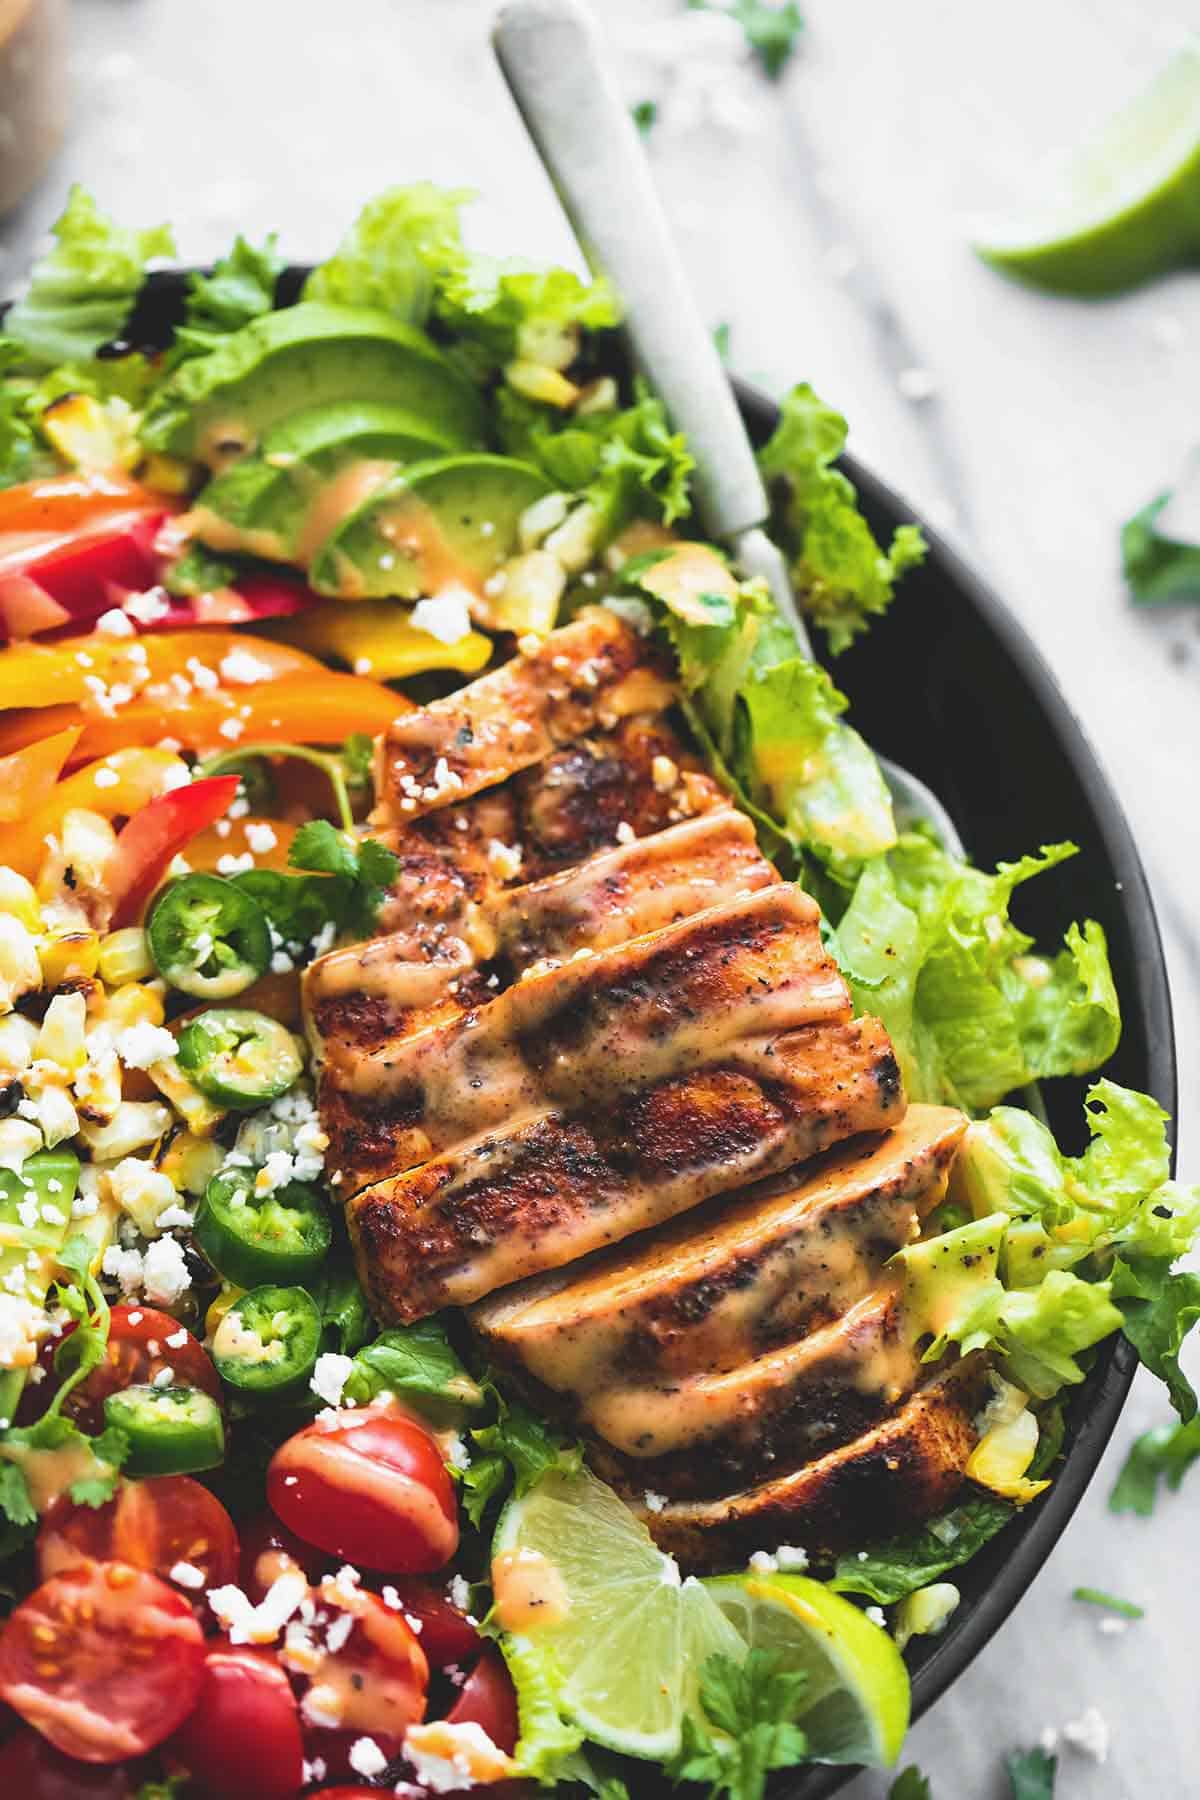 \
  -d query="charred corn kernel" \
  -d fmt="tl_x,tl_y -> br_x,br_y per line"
73,1048 -> 122,1127
504,360 -> 580,408
0,1119 -> 43,1172
206,1281 -> 247,1337
574,375 -> 619,416
146,1055 -> 226,1136
517,491 -> 570,551
157,1129 -> 223,1196
35,992 -> 87,1074
41,392 -> 139,473
516,315 -> 580,371
107,1157 -> 178,1237
98,928 -> 154,987
78,1099 -> 172,1161
40,929 -> 101,989
142,452 -> 192,496
543,501 -> 600,575
37,809 -> 118,906
29,1084 -> 78,1149
0,869 -> 41,930
102,983 -> 166,1031
0,914 -> 43,1014
68,1173 -> 120,1275
893,1583 -> 960,1651
966,1405 -> 1049,1503
0,1014 -> 36,1073
485,550 -> 566,637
